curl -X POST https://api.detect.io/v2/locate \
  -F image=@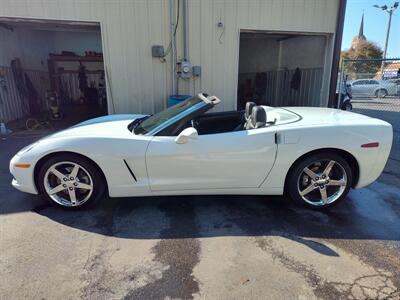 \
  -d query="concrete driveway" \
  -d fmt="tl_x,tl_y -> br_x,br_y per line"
1,132 -> 399,300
